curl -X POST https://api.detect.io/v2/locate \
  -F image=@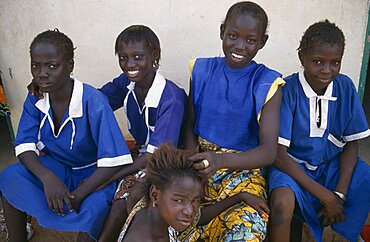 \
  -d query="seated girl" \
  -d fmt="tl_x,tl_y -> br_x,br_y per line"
268,20 -> 370,242
0,29 -> 133,241
118,144 -> 270,242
